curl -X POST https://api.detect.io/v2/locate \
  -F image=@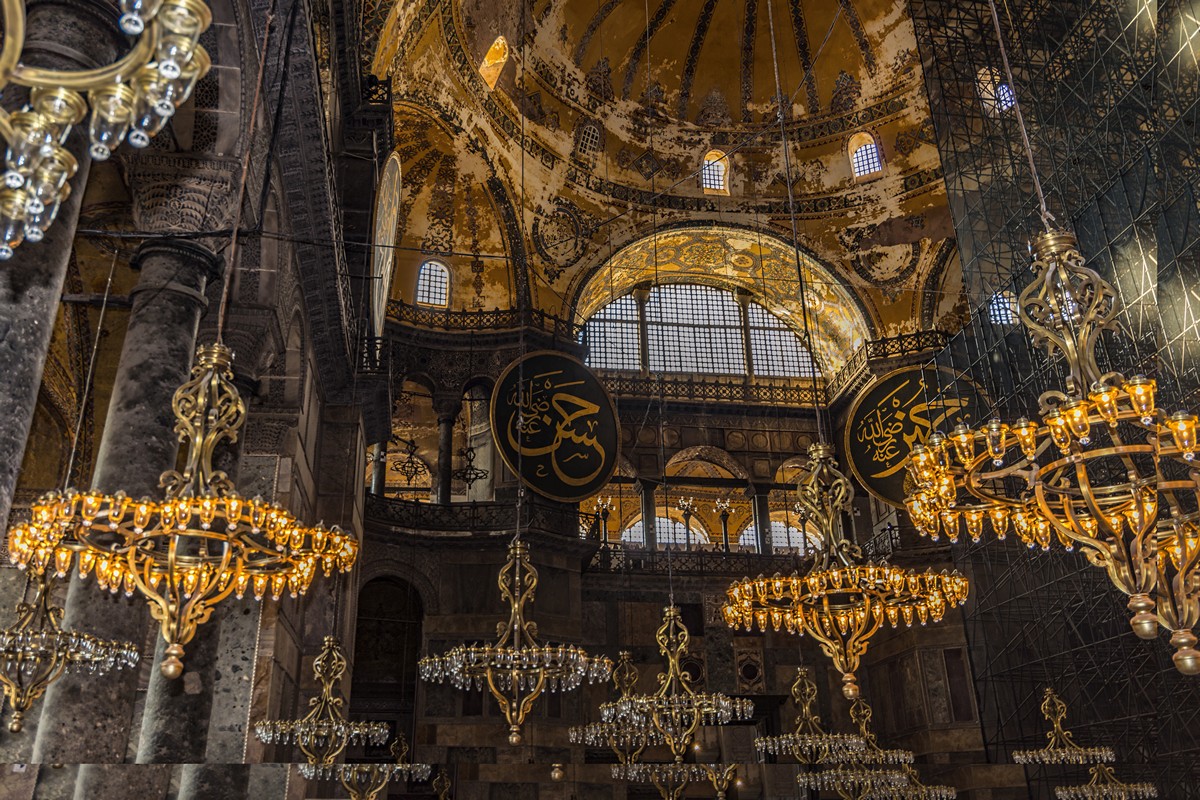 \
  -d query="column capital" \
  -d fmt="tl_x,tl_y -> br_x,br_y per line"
431,394 -> 463,421
124,153 -> 241,233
